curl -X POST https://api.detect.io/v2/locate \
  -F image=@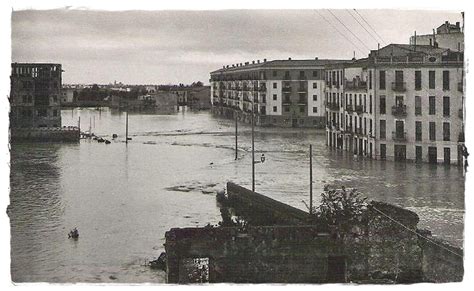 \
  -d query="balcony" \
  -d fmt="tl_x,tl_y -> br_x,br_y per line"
345,80 -> 367,90
327,102 -> 339,111
391,82 -> 406,92
297,99 -> 307,105
259,85 -> 267,92
355,105 -> 364,115
283,99 -> 292,105
346,105 -> 354,114
459,132 -> 465,142
297,86 -> 307,93
284,75 -> 292,80
282,87 -> 292,93
392,131 -> 407,142
458,82 -> 463,92
391,105 -> 407,117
